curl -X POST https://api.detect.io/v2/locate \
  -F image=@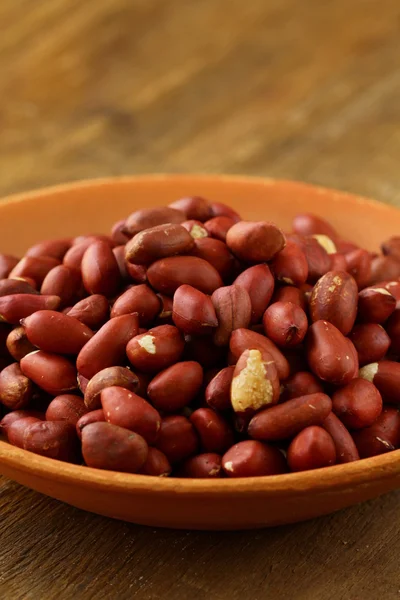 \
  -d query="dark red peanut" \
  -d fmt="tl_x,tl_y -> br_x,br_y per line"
309,271 -> 358,335
111,284 -> 161,325
172,285 -> 218,336
0,279 -> 38,297
386,310 -> 400,354
312,235 -> 337,255
77,314 -> 139,379
349,324 -> 390,366
322,412 -> 360,463
84,366 -> 139,410
226,221 -> 285,263
190,408 -> 233,453
63,241 -> 93,271
20,351 -> 77,395
209,202 -> 241,222
307,321 -> 358,385
292,213 -> 337,239
262,302 -> 308,347
181,453 -> 222,478
76,409 -> 105,439
182,220 -> 208,239
101,386 -> 161,444
26,238 -> 71,260
369,255 -> 400,285
270,240 -> 308,286
7,416 -> 44,448
332,379 -> 382,429
169,196 -> 212,222
280,371 -> 324,402
40,265 -> 82,307
82,422 -> 148,472
289,235 -> 331,283
0,294 -> 61,324
125,224 -> 194,265
81,240 -> 121,297
352,407 -> 400,458
23,310 -> 93,355
113,245 -> 129,280
344,249 -> 371,289
372,281 -> 400,303
234,265 -> 275,324
357,287 -> 396,323
329,253 -> 347,271
23,421 -> 80,462
9,256 -> 60,286
72,234 -> 114,247
230,328 -> 290,380
46,394 -> 89,427
381,236 -> 400,261
147,361 -> 203,412
0,254 -> 19,278
231,349 -> 279,414
123,207 -> 186,236
190,238 -> 236,281
359,361 -> 400,404
147,256 -> 223,295
0,363 -> 33,409
6,326 -> 36,361
1,411 -> 44,441
287,426 -> 336,471
205,366 -> 234,412
126,324 -> 184,374
222,441 -> 287,477
66,295 -> 109,329
204,216 -> 235,241
139,447 -> 172,476
111,220 -> 130,245
248,393 -> 332,441
271,286 -> 307,312
155,415 -> 198,464
126,262 -> 147,283
211,285 -> 251,346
